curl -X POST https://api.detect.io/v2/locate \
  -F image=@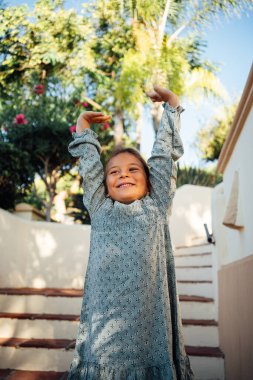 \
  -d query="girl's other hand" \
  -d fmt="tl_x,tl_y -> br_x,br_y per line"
146,86 -> 179,108
76,111 -> 112,134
